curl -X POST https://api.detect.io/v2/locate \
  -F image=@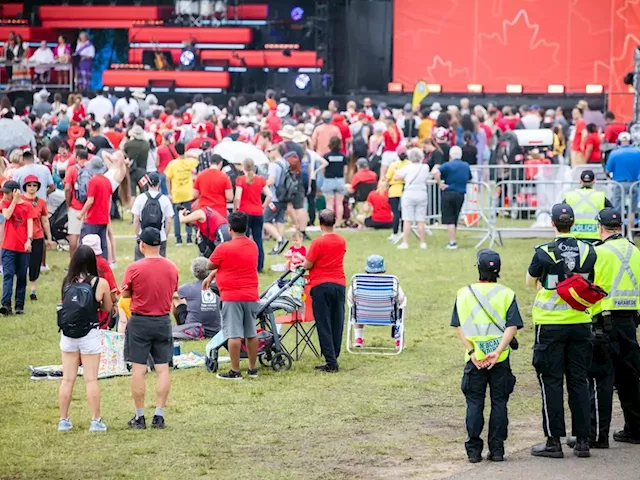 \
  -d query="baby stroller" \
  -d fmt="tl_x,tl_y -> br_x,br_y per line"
204,269 -> 305,373
49,202 -> 69,247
